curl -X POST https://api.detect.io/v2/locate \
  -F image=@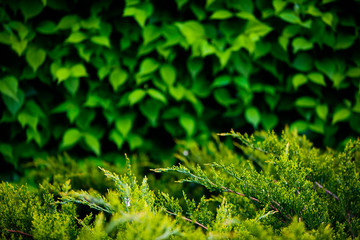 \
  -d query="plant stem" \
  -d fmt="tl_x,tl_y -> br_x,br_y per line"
6,229 -> 33,238
164,209 -> 208,230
